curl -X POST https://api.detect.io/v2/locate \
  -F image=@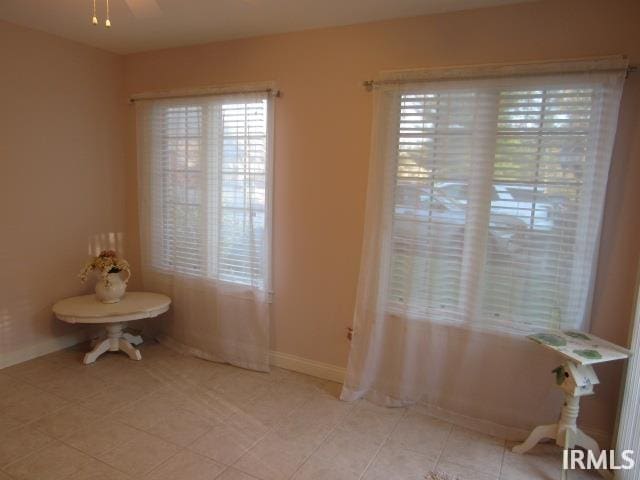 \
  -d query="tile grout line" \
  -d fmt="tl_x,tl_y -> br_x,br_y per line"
232,384 -> 356,480
141,446 -> 189,479
357,405 -> 409,480
60,421 -> 184,479
1,355 -> 170,442
185,400 -> 268,469
215,464 -> 263,480
59,428 -> 141,477
285,397 -> 357,479
221,380 -> 309,464
169,361 -> 329,475
53,395 -> 203,477
15,436 -> 135,480
432,422 -> 455,472
0,360 -> 156,477
434,427 -> 508,479
497,438 -> 509,479
194,371 -> 329,478
230,385 -> 323,479
58,442 -> 135,480
2,348 -> 272,478
57,366 -> 277,480
0,380 -> 83,434
4,362 -> 121,400
0,428 -> 58,472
